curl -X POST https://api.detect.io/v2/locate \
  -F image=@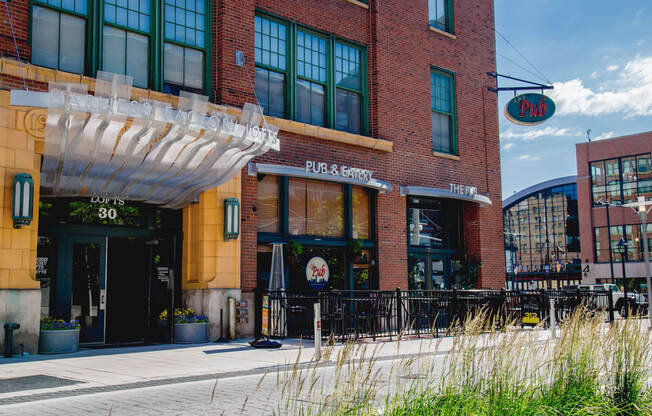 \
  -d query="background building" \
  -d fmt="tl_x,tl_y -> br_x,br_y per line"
576,131 -> 652,290
0,0 -> 503,354
503,176 -> 581,289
